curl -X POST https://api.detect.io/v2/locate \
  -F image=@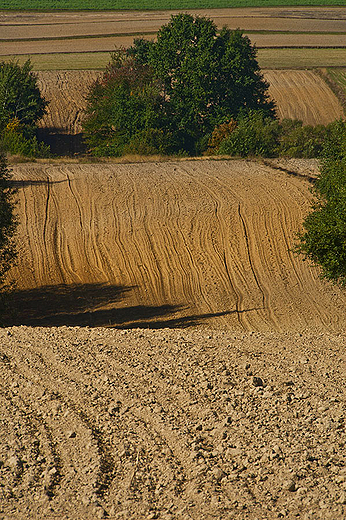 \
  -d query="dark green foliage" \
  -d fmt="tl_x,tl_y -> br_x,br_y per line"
0,60 -> 50,157
148,14 -> 274,153
84,14 -> 274,156
216,112 -> 330,158
1,127 -> 51,158
0,152 -> 16,306
297,119 -> 346,286
123,128 -> 180,156
218,110 -> 280,157
83,54 -> 171,156
0,60 -> 47,131
277,119 -> 326,158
